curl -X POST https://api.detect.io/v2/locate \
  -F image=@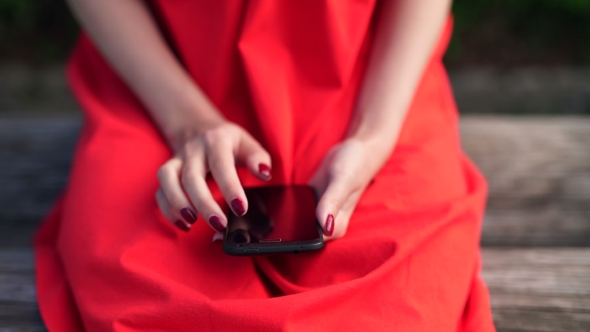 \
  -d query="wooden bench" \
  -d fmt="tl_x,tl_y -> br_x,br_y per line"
1,116 -> 589,331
